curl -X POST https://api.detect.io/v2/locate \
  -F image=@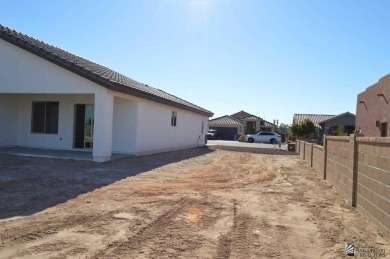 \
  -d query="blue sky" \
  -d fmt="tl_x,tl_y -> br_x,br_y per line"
2,0 -> 390,124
